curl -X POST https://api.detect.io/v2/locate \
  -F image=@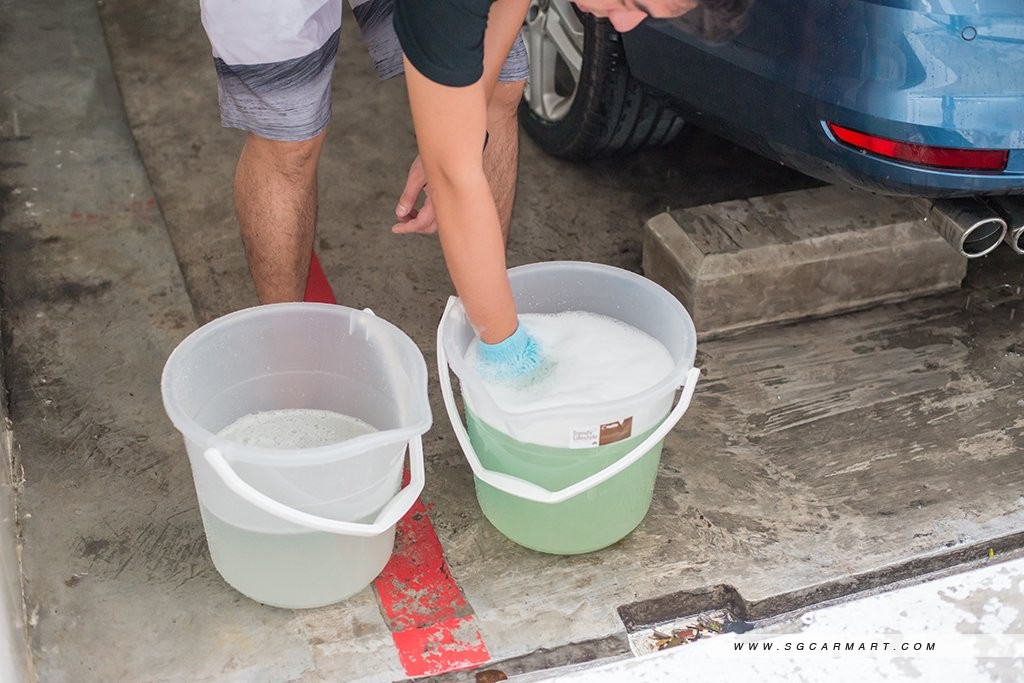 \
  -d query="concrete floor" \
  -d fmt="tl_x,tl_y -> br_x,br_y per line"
1,0 -> 1023,681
